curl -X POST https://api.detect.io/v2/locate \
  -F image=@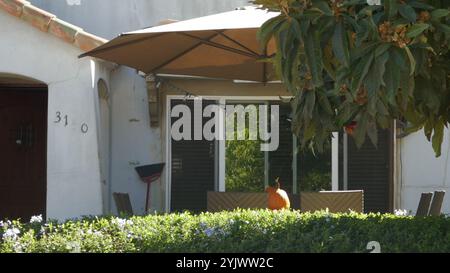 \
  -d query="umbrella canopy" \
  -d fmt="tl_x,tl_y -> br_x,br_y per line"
80,7 -> 280,82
